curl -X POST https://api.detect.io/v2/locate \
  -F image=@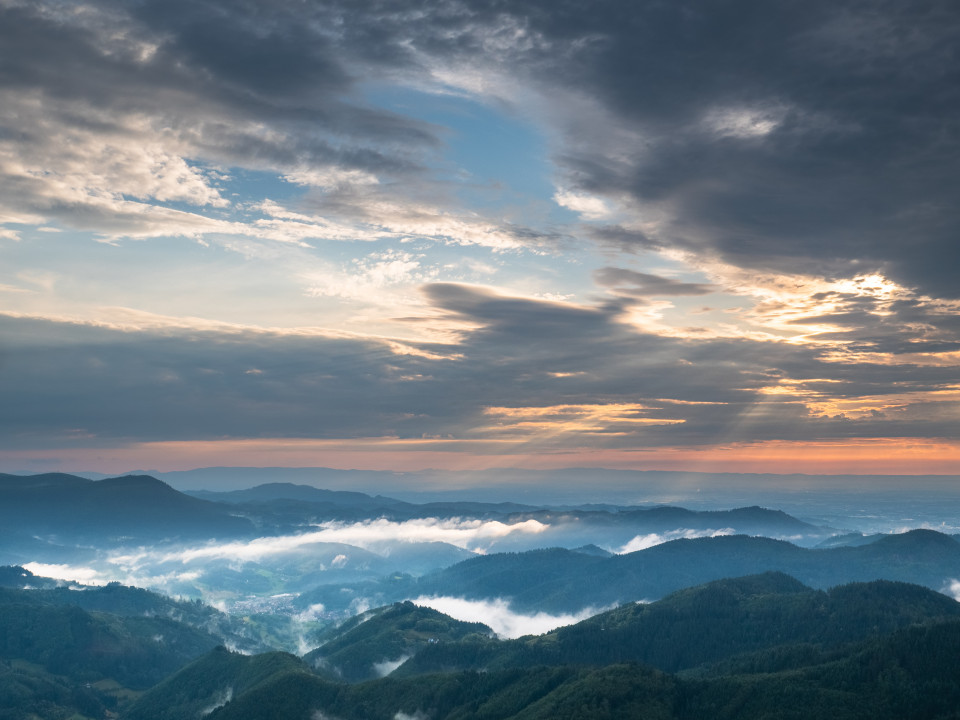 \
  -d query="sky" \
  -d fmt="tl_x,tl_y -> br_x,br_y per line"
2,0 -> 960,479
